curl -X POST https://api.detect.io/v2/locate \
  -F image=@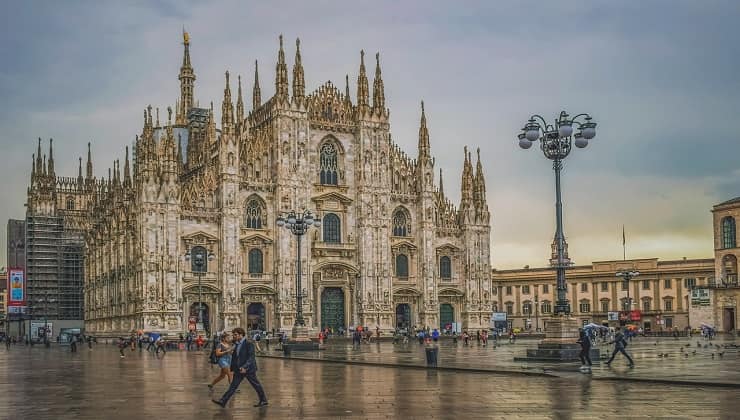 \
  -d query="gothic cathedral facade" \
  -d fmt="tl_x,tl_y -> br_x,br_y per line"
27,33 -> 493,335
